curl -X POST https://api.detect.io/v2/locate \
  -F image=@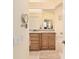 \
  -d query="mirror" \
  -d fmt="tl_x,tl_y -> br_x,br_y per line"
21,14 -> 28,28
